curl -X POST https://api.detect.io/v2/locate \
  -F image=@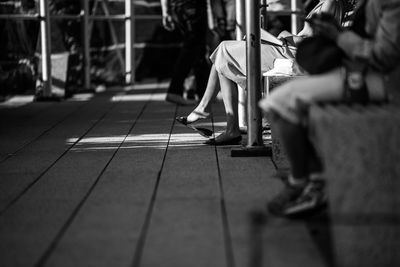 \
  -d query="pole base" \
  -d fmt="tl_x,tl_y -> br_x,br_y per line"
231,145 -> 272,157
